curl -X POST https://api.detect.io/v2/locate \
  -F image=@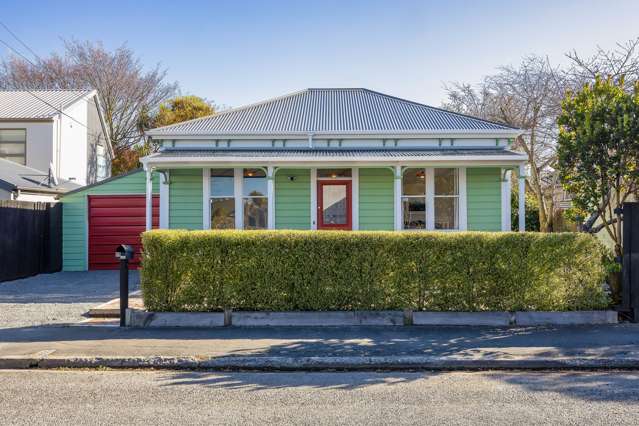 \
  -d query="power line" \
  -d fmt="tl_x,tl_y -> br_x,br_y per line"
0,36 -> 106,142
0,21 -> 42,62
